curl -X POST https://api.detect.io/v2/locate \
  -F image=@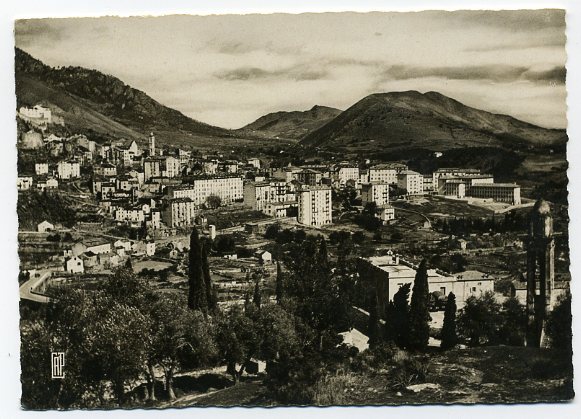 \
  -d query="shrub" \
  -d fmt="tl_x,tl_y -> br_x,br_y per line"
391,358 -> 430,390
312,372 -> 357,405
545,294 -> 572,353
